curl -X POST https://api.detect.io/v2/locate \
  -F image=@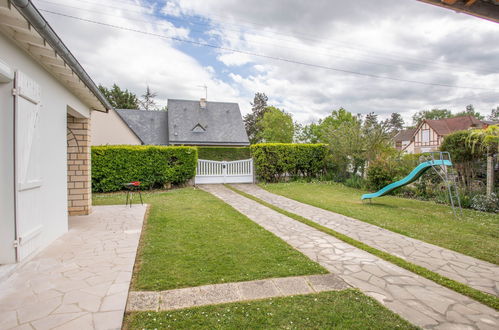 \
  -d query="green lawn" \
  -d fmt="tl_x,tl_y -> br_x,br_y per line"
93,188 -> 326,290
124,290 -> 417,330
262,182 -> 499,265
